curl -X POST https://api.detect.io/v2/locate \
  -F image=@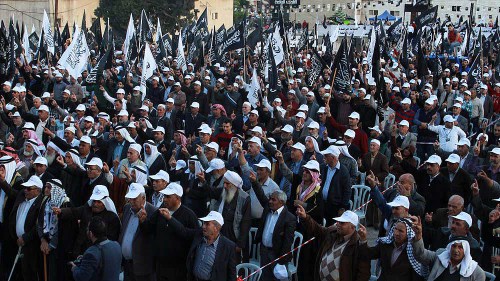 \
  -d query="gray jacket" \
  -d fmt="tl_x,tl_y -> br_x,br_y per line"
412,239 -> 485,281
